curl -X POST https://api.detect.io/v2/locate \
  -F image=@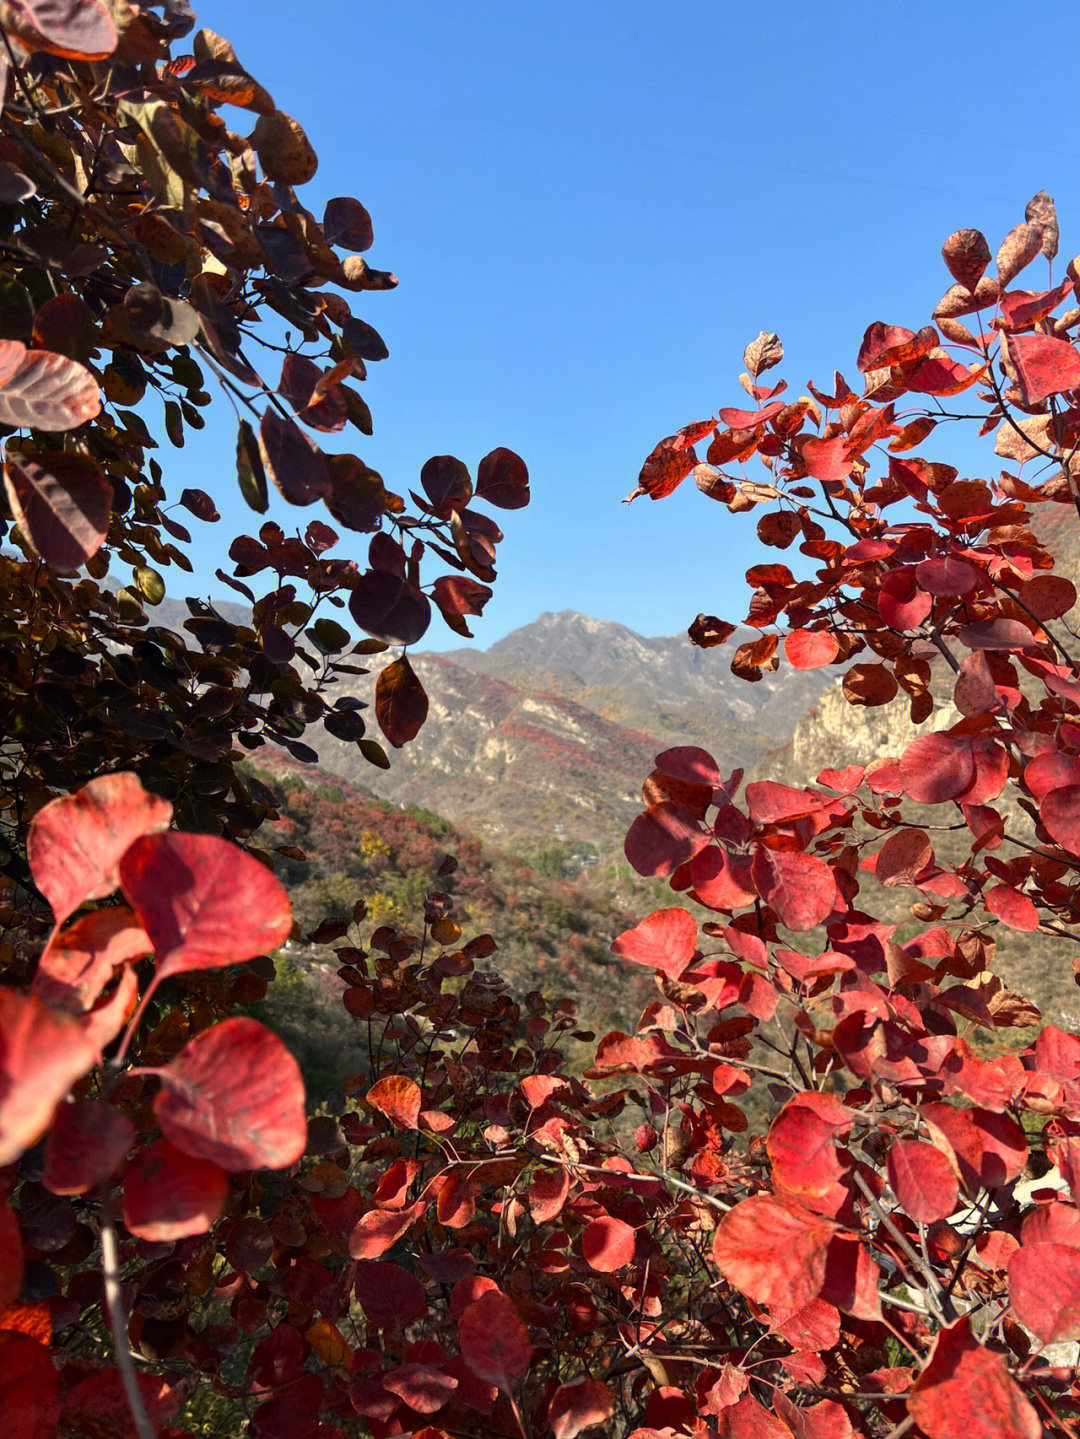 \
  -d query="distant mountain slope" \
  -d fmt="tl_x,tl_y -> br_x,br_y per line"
312,613 -> 837,850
